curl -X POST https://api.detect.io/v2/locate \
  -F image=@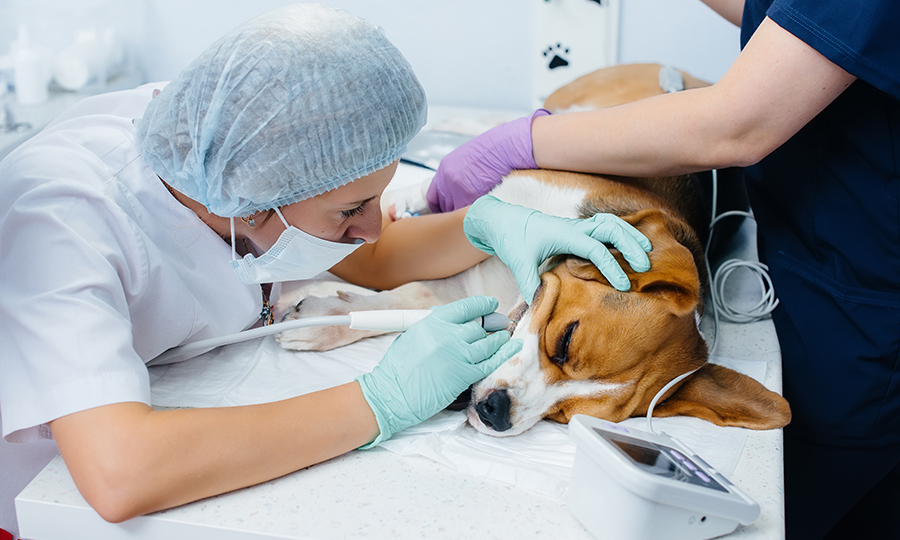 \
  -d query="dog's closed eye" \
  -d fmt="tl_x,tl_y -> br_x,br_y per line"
550,321 -> 579,366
